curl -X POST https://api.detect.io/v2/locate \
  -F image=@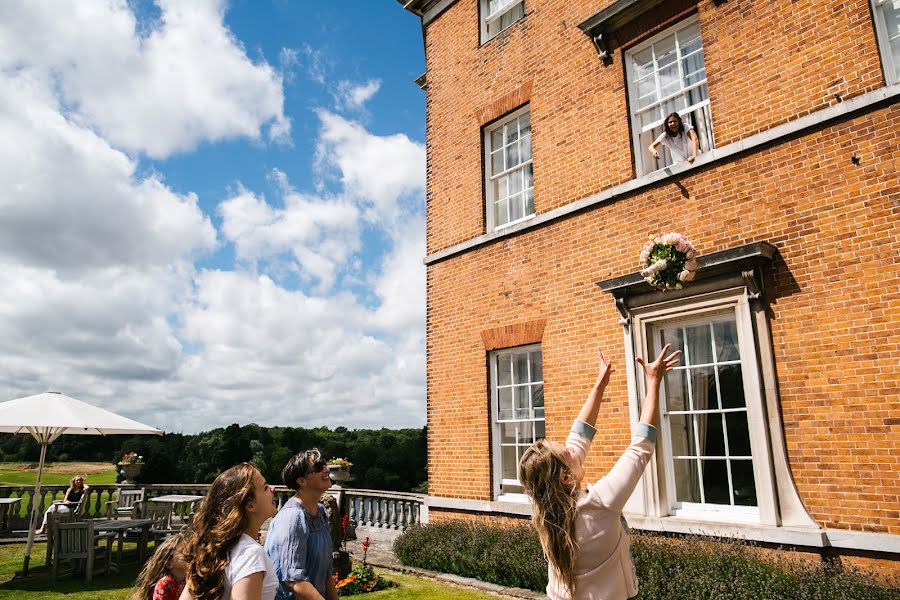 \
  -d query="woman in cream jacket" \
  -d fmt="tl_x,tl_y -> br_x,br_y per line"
519,345 -> 680,600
